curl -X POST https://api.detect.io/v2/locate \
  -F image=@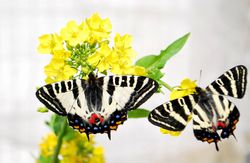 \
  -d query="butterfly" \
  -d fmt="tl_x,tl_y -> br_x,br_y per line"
148,65 -> 247,150
36,73 -> 159,139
